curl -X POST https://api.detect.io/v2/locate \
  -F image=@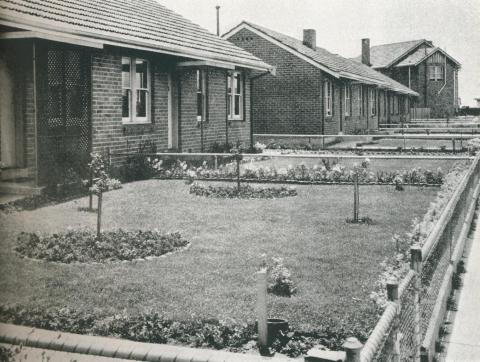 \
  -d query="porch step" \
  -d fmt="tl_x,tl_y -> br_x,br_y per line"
0,181 -> 44,196
1,168 -> 30,181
